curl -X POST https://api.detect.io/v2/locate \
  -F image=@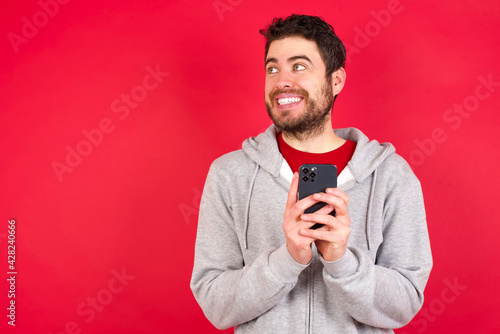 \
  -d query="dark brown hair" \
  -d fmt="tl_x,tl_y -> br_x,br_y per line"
259,14 -> 346,78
